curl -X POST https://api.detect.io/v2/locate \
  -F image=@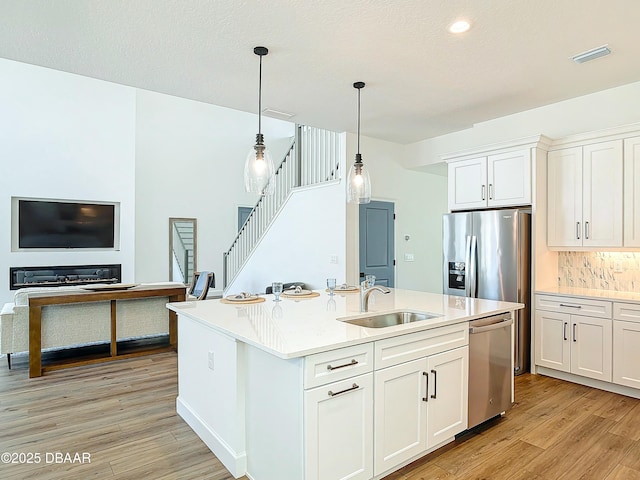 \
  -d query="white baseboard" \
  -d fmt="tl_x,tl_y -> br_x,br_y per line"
176,396 -> 247,478
536,366 -> 640,400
